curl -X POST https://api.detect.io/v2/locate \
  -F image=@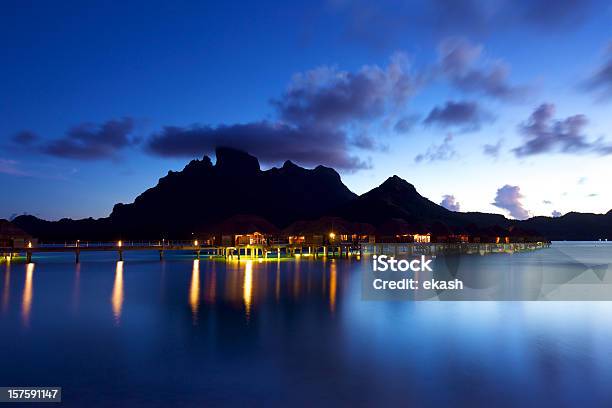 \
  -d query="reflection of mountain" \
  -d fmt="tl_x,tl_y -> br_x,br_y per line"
11,148 -> 612,241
